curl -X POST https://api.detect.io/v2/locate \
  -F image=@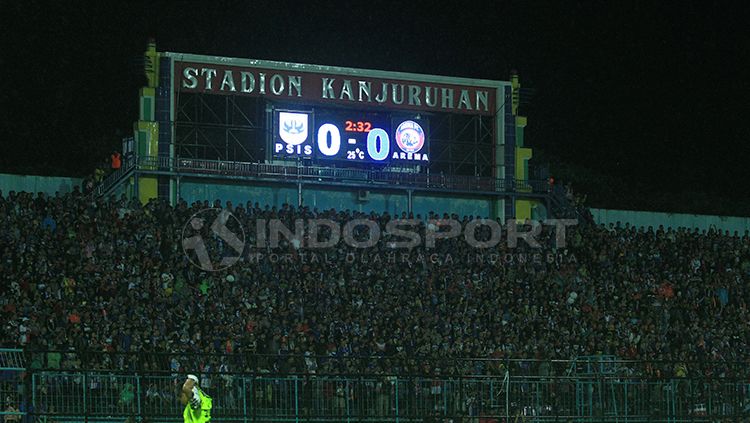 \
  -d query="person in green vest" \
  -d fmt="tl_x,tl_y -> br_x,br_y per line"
180,374 -> 212,423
